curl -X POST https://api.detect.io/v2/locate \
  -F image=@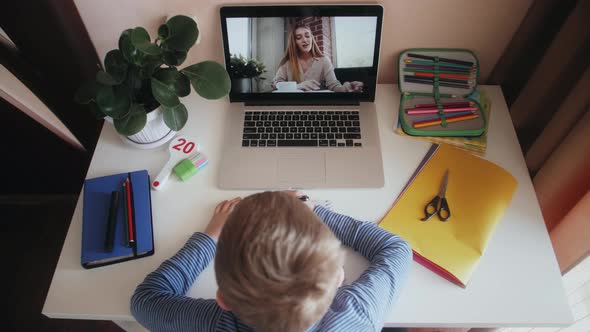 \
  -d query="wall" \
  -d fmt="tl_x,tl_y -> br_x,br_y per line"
253,17 -> 284,91
73,0 -> 533,83
294,17 -> 334,61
